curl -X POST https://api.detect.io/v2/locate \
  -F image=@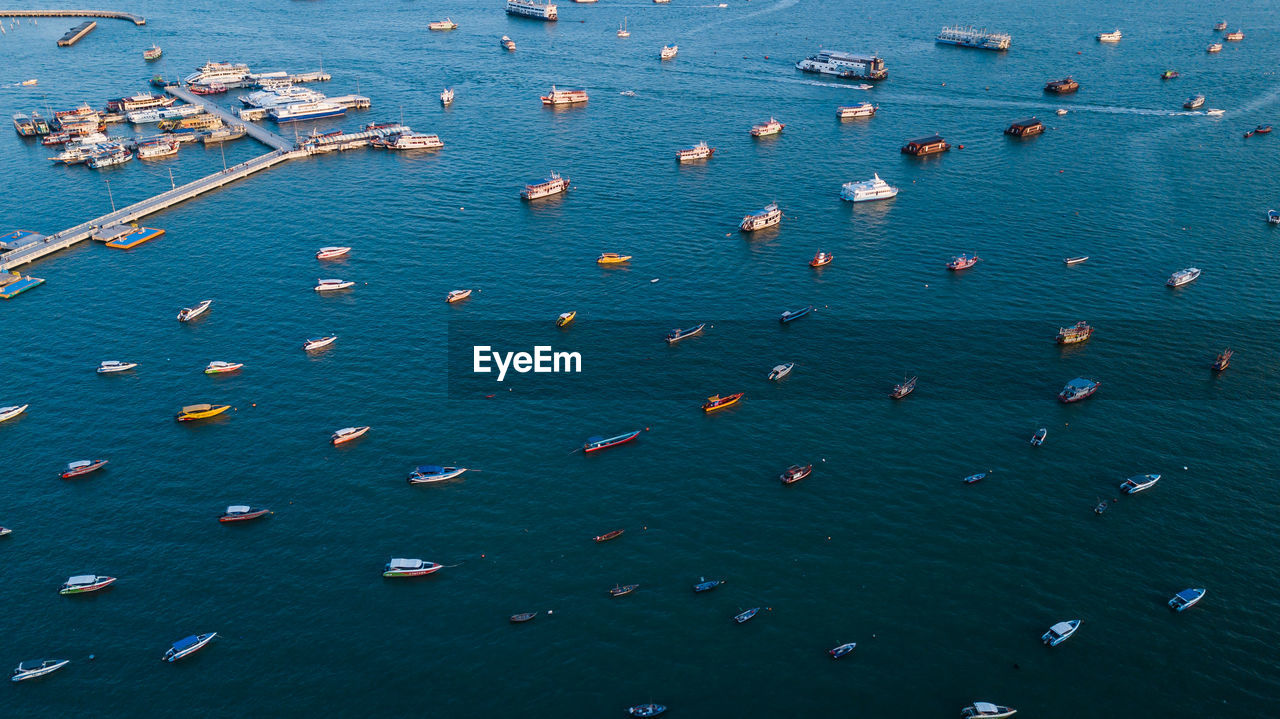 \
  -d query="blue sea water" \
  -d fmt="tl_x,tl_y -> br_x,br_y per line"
2,0 -> 1280,716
